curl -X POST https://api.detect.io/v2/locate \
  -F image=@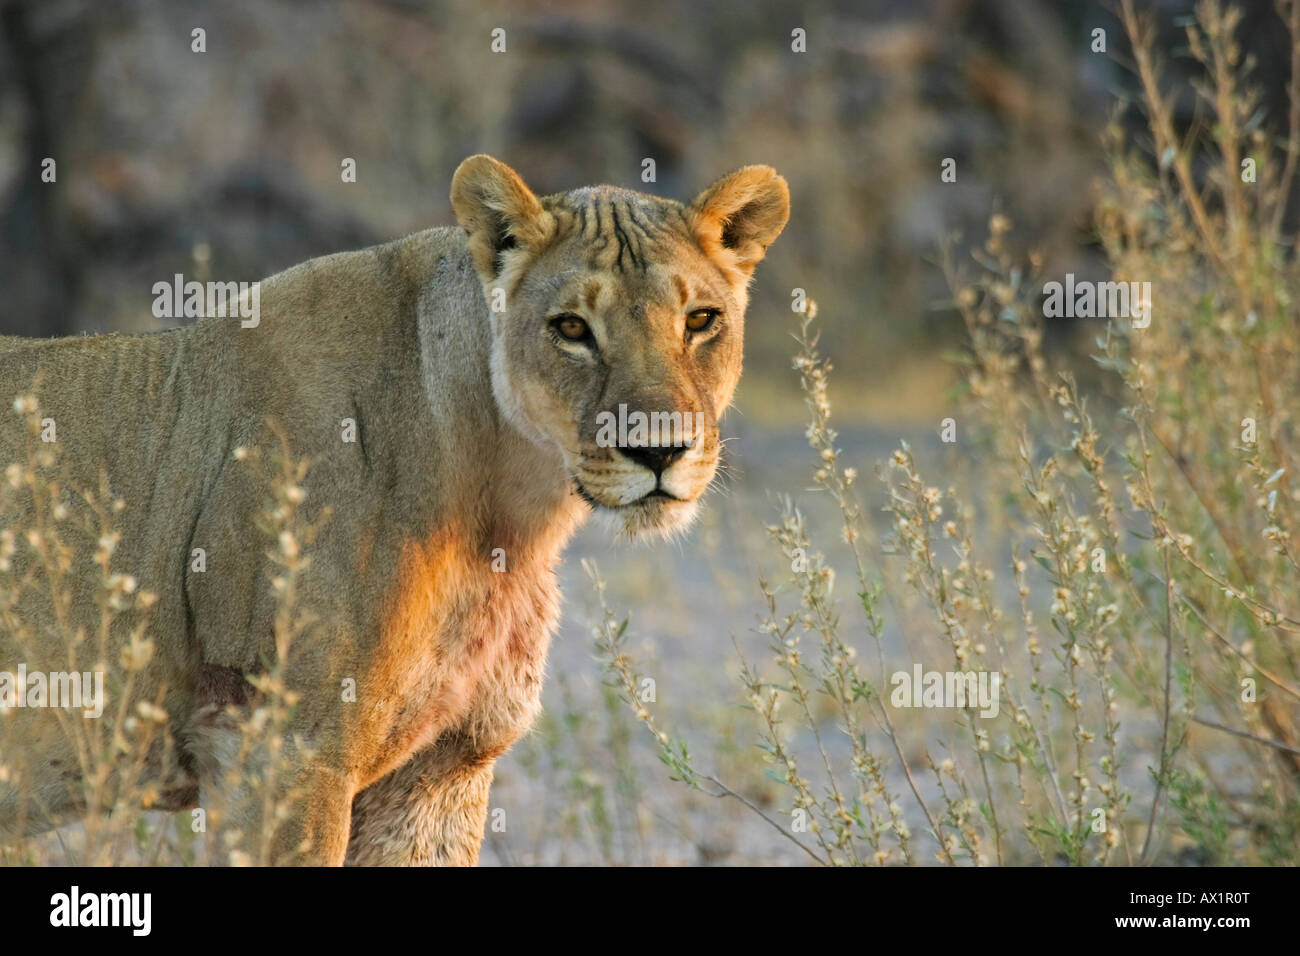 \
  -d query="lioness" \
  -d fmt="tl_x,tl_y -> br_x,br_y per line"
0,155 -> 788,864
